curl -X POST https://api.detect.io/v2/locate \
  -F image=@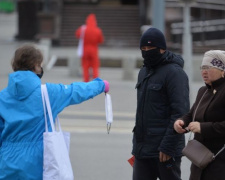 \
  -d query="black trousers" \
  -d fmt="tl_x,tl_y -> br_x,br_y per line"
133,157 -> 182,180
